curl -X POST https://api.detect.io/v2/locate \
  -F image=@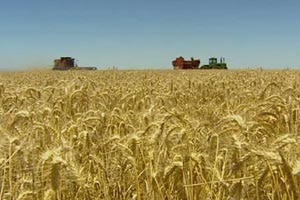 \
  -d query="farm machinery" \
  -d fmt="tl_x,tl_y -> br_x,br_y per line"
53,57 -> 97,70
172,57 -> 228,70
172,56 -> 200,69
200,57 -> 227,69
